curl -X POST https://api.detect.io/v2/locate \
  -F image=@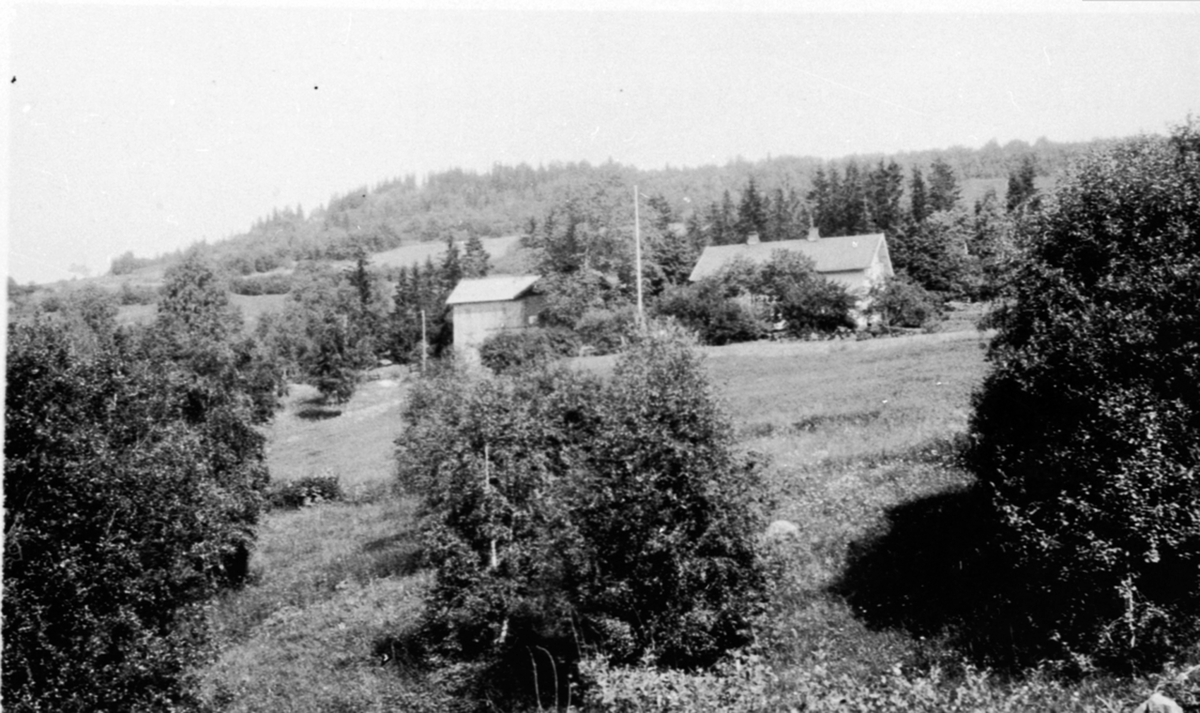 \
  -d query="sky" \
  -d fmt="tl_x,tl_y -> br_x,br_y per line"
6,1 -> 1200,284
